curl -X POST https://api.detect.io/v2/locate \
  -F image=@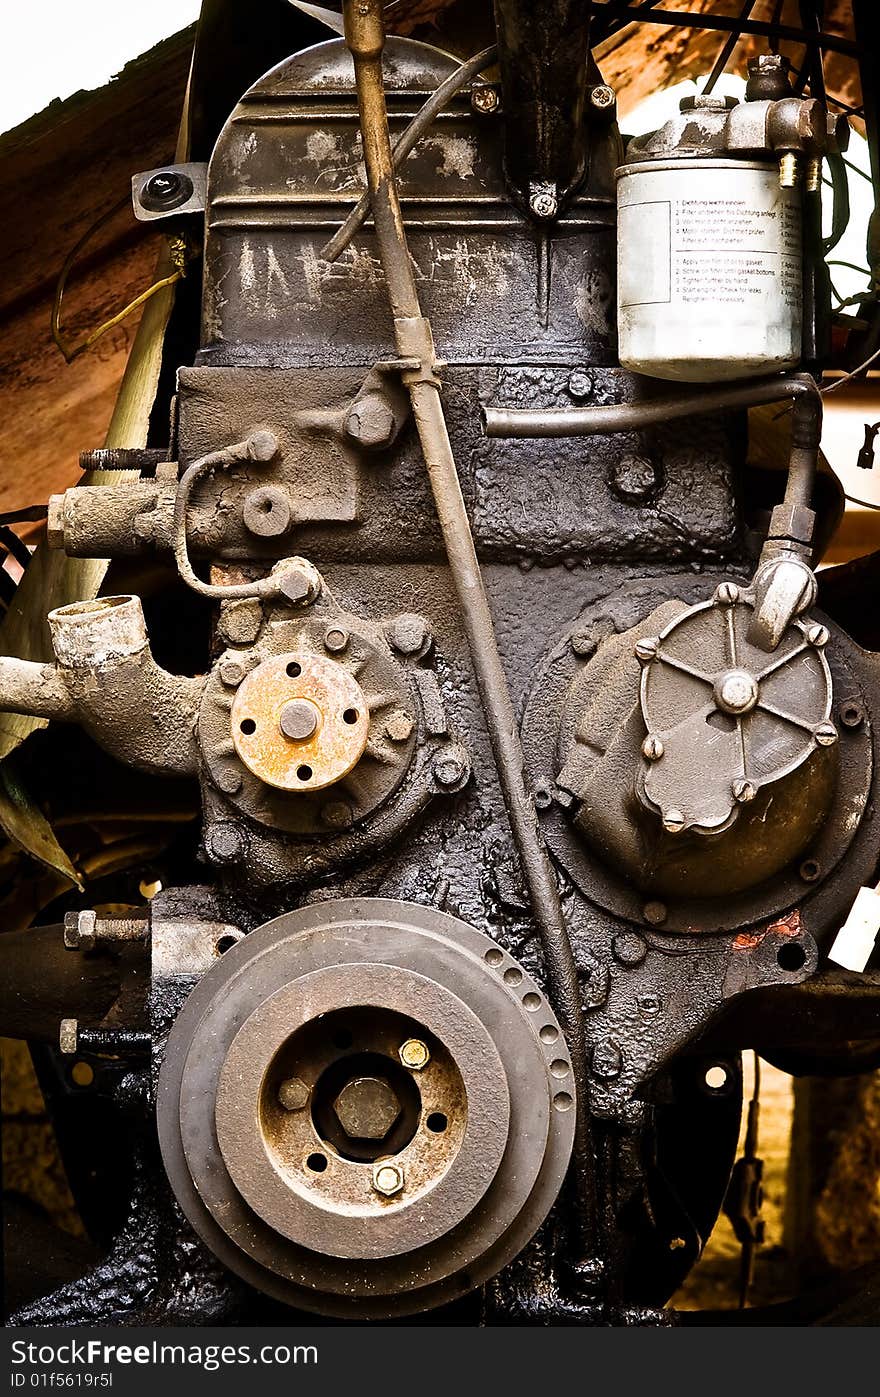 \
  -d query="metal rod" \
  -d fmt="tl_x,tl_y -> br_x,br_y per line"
341,0 -> 599,1257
